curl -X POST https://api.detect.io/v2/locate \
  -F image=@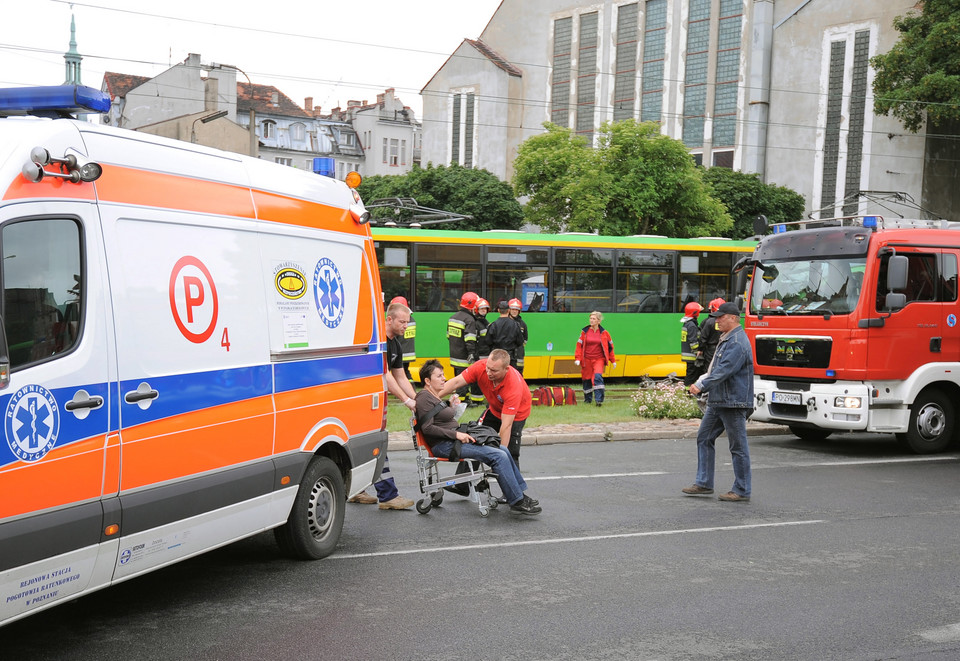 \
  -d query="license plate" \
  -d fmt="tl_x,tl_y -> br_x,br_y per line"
772,391 -> 802,405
